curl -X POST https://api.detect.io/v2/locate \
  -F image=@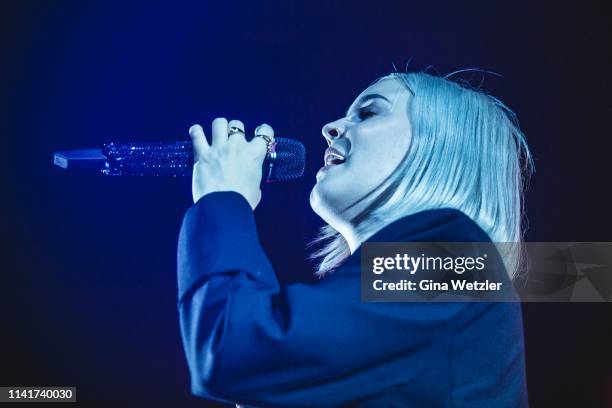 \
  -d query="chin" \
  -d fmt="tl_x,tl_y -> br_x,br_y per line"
309,185 -> 325,216
310,183 -> 343,223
